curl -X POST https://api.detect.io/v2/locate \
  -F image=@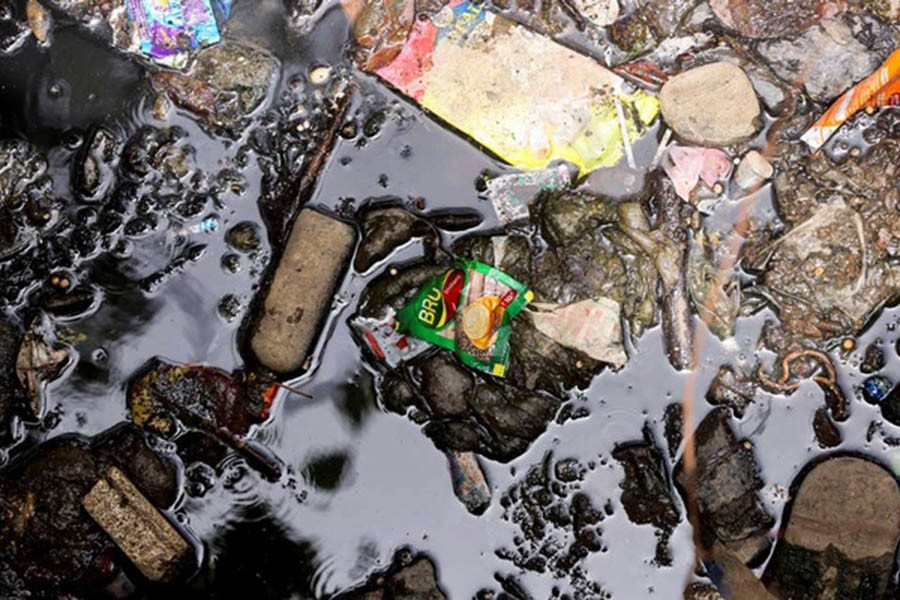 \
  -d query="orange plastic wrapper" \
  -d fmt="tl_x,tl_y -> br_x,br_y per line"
802,49 -> 900,151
